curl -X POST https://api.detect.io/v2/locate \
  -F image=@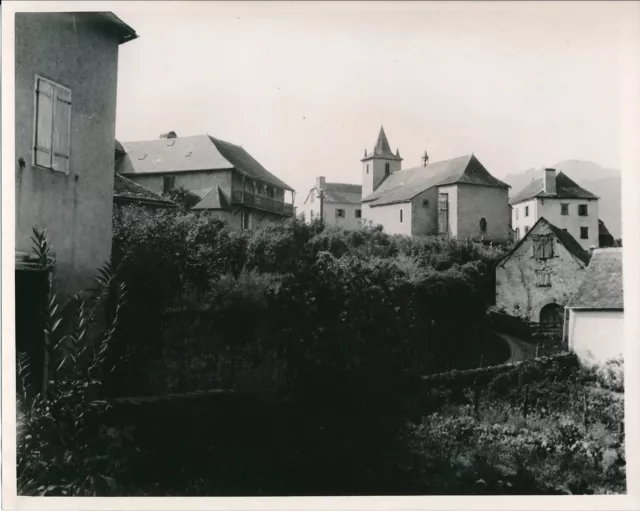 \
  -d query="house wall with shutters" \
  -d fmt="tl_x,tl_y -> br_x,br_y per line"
299,188 -> 362,229
15,13 -> 122,295
495,221 -> 588,322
